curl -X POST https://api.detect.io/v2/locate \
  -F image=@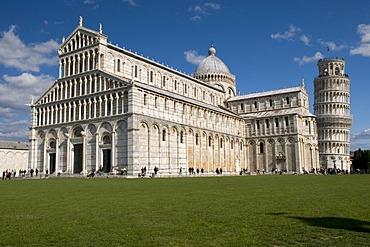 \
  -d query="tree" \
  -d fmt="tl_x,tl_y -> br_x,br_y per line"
352,148 -> 370,170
